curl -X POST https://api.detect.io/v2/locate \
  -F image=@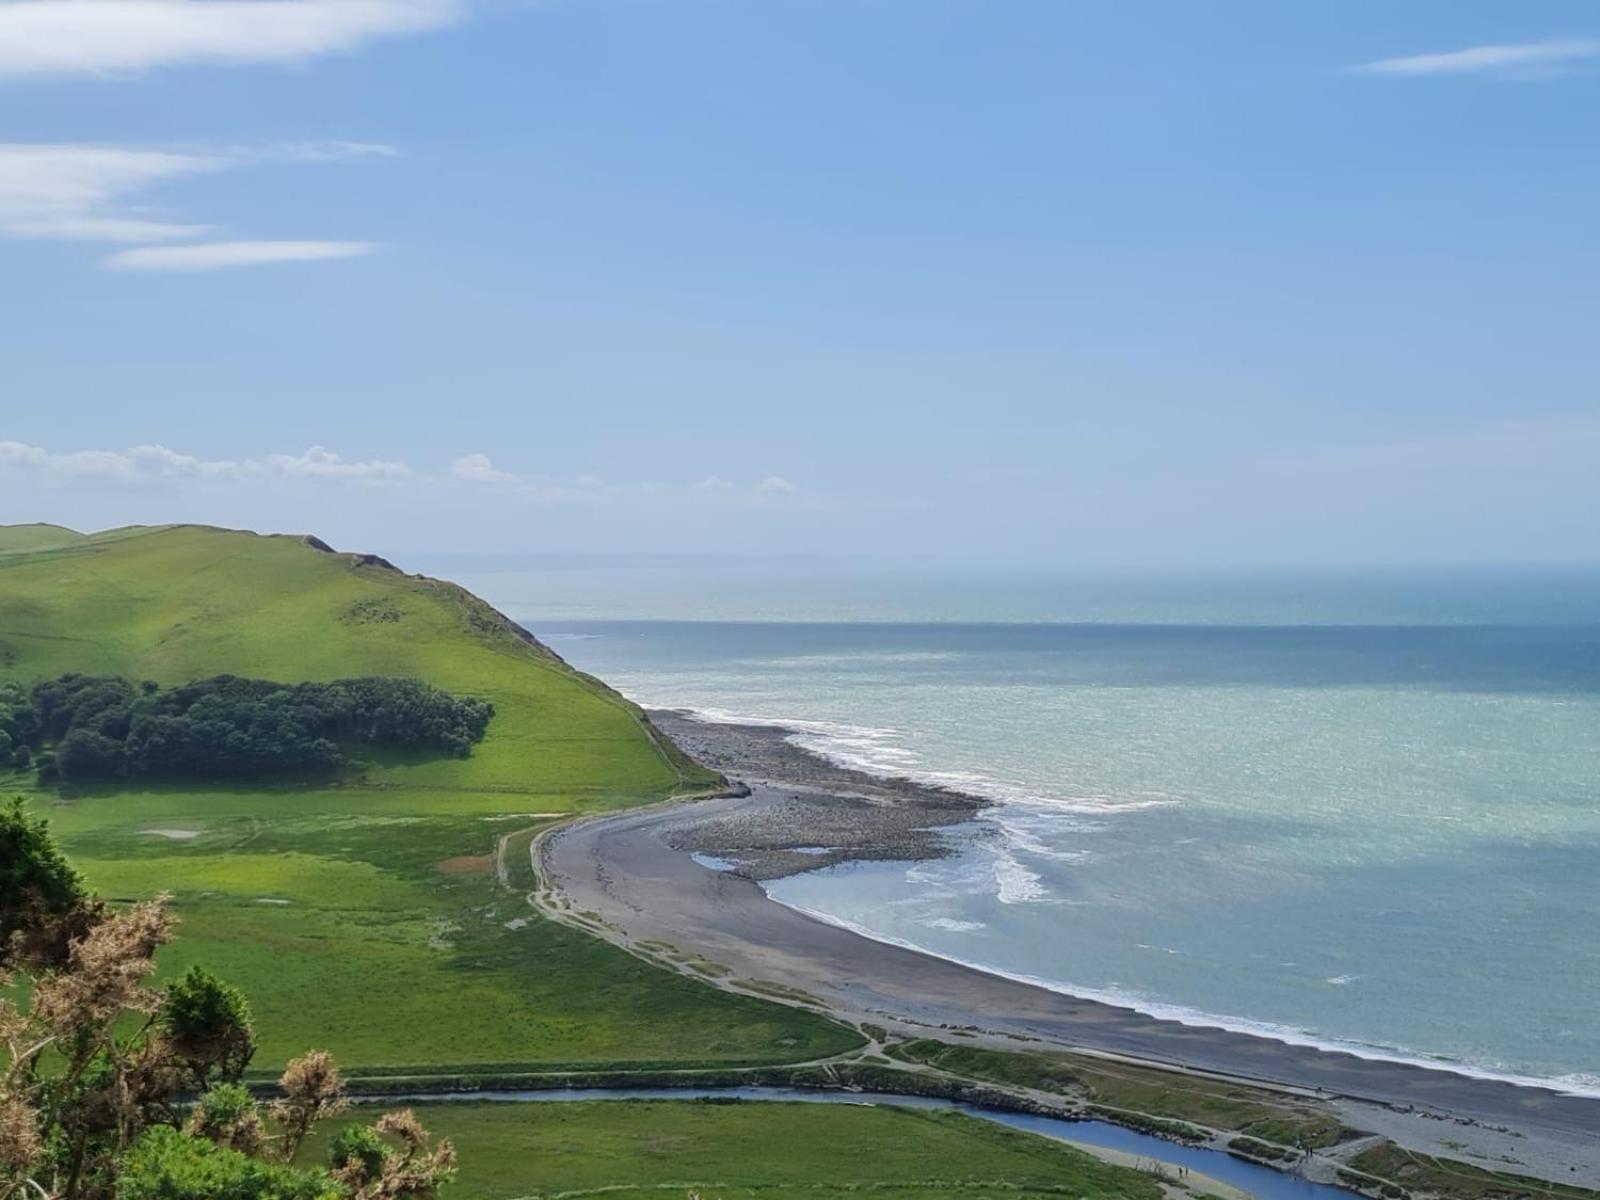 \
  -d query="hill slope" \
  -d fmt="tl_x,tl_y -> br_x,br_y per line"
0,523 -> 713,800
0,524 -> 855,1073
0,522 -> 89,553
